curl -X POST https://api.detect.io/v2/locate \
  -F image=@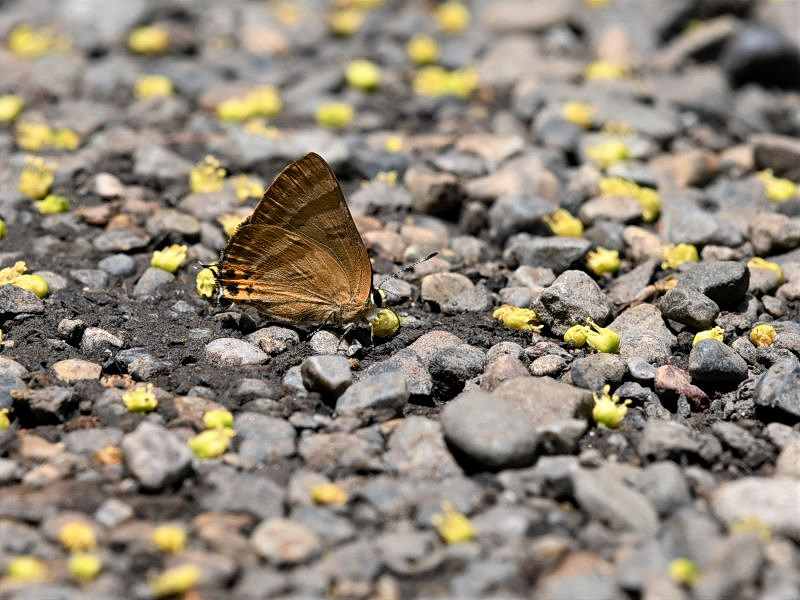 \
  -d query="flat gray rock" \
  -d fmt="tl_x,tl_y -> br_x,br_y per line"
534,270 -> 613,336
121,422 -> 192,491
